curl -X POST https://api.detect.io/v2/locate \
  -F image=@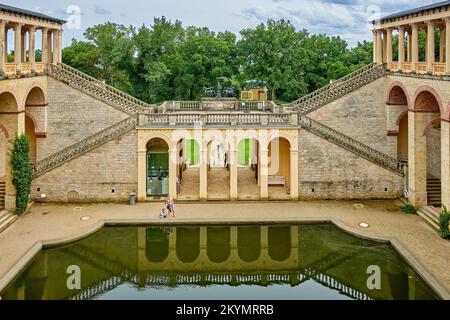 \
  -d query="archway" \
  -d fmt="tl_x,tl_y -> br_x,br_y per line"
237,138 -> 260,200
409,88 -> 442,208
397,112 -> 408,163
25,115 -> 37,163
25,87 -> 46,107
268,137 -> 291,200
387,85 -> 408,106
146,138 -> 169,197
177,138 -> 200,200
207,139 -> 231,200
